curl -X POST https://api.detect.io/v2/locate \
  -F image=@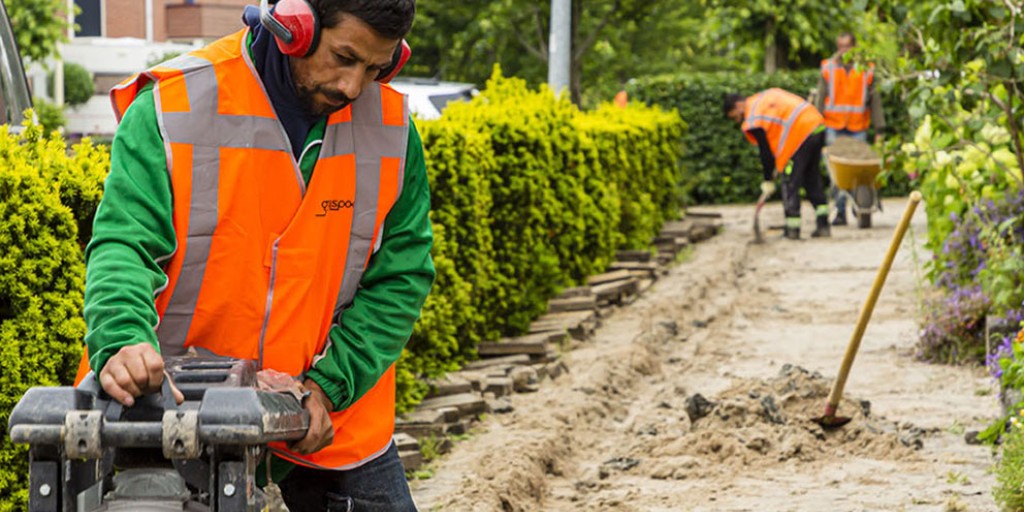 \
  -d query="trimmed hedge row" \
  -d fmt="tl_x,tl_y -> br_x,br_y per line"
0,120 -> 108,511
397,70 -> 686,410
628,70 -> 912,205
